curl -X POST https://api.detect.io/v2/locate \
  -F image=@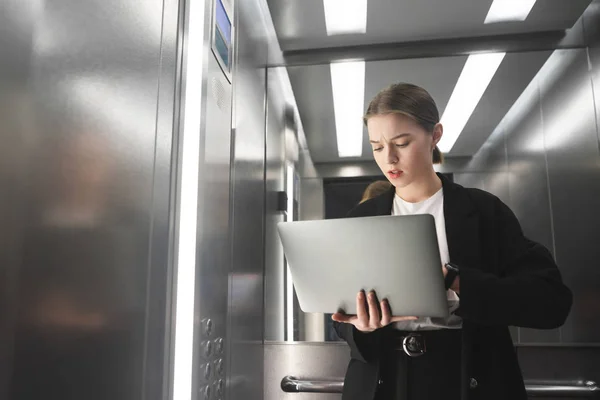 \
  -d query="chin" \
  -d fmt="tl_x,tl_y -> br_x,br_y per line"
391,175 -> 412,188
